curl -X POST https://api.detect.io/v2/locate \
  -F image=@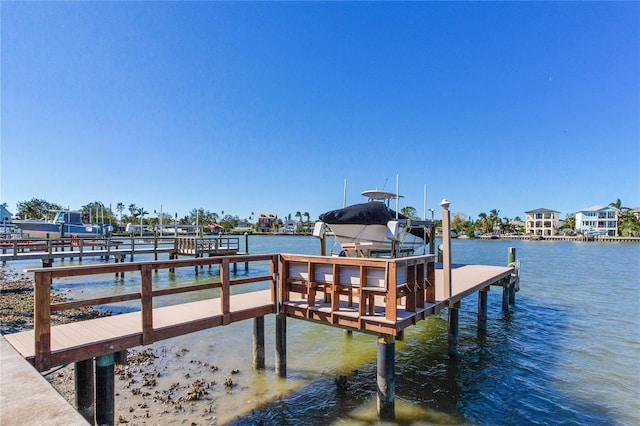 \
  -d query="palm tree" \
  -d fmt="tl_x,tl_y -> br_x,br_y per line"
295,211 -> 302,224
128,204 -> 138,219
609,199 -> 629,235
304,212 -> 310,224
477,212 -> 488,233
609,199 -> 627,211
116,203 -> 124,224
